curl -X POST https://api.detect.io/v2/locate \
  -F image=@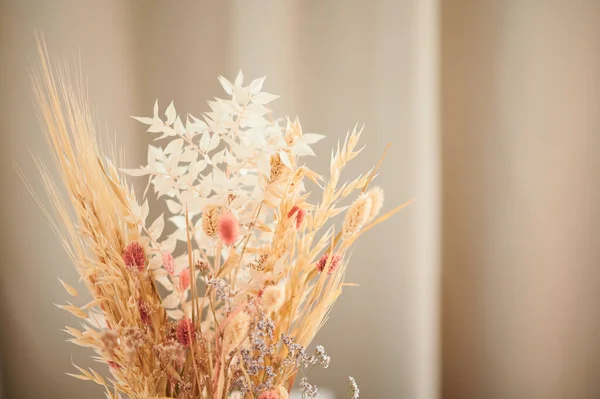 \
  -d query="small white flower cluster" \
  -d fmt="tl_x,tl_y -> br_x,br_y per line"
347,376 -> 360,399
